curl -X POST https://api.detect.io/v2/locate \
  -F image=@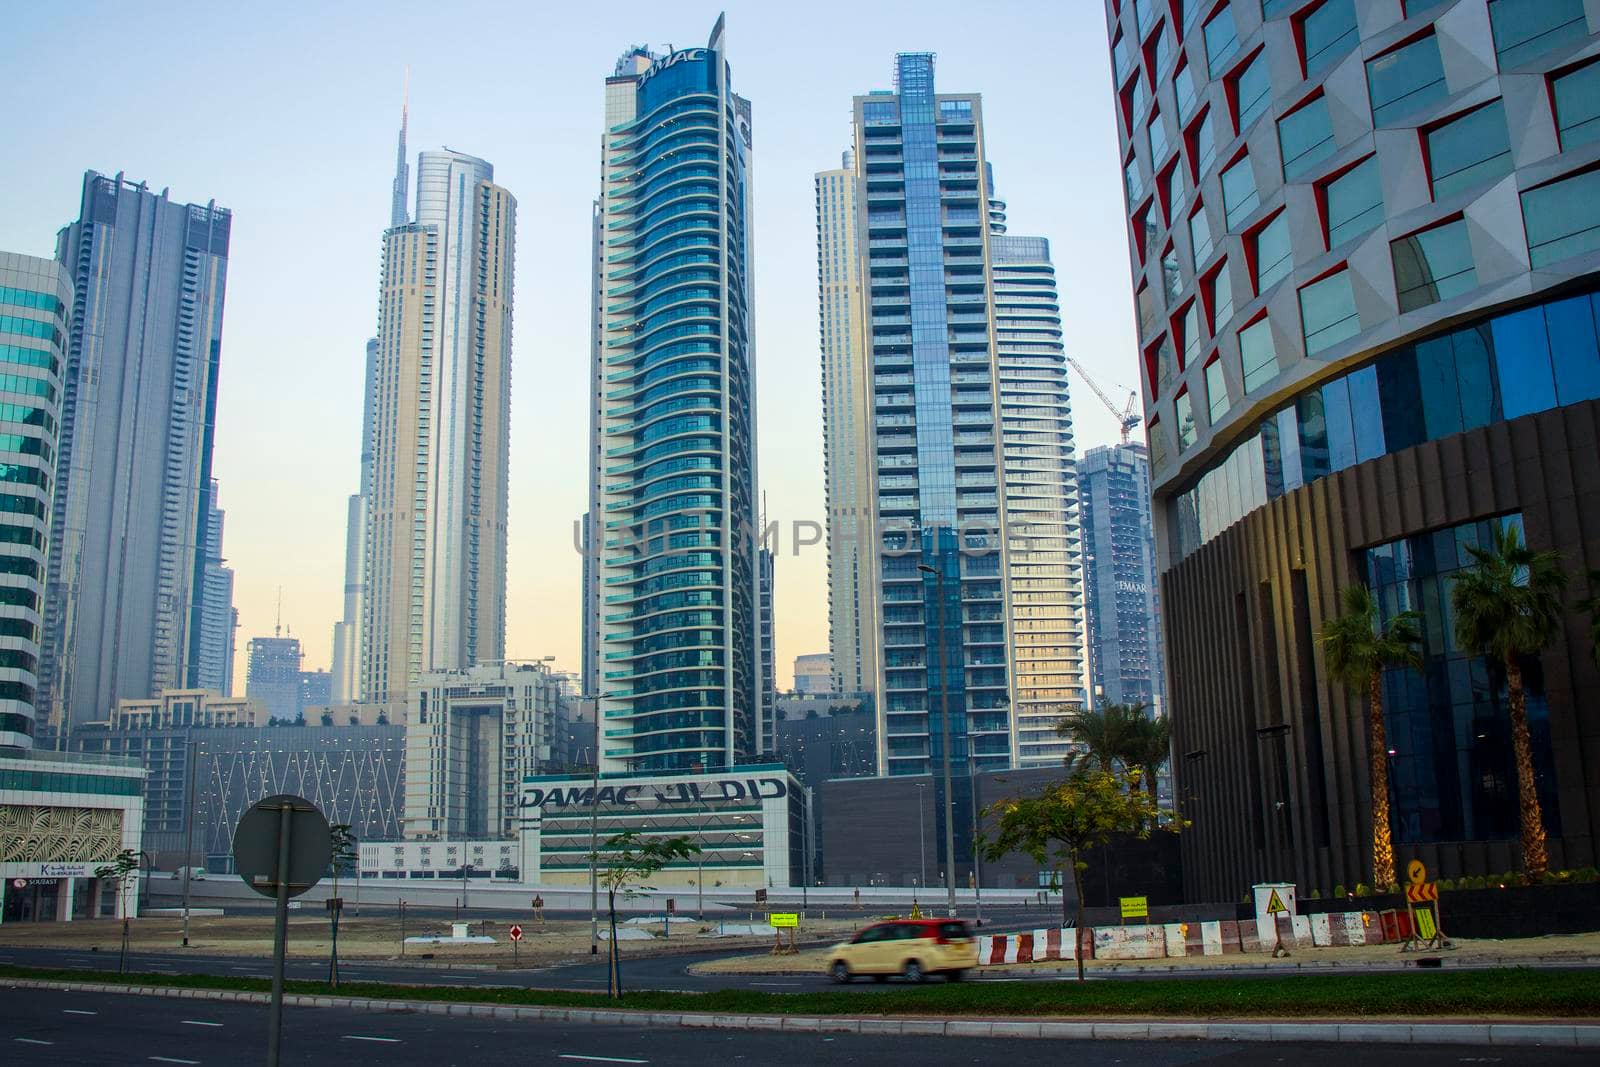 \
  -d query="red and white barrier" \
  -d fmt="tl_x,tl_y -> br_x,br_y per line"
974,911 -> 1387,966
